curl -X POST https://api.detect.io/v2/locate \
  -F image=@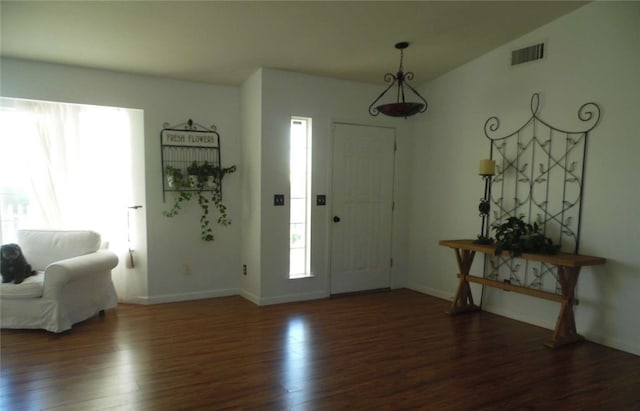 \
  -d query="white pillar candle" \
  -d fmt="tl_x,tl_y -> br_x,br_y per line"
479,159 -> 496,176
